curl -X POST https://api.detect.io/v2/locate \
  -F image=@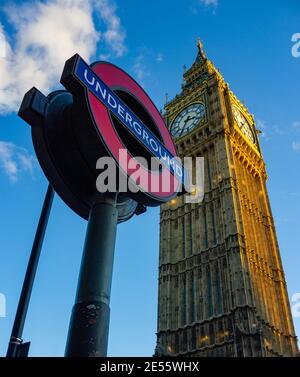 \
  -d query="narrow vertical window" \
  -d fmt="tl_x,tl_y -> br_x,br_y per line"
216,266 -> 222,315
182,275 -> 187,326
203,206 -> 208,248
182,331 -> 187,353
191,328 -> 196,349
182,216 -> 186,258
211,204 -> 217,245
189,213 -> 193,255
207,265 -> 213,317
209,323 -> 215,345
191,271 -> 196,323
174,333 -> 179,354
206,155 -> 212,190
